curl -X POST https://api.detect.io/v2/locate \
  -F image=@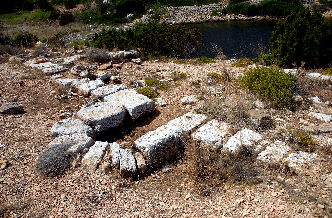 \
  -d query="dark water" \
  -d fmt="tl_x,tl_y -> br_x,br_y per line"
193,21 -> 276,59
